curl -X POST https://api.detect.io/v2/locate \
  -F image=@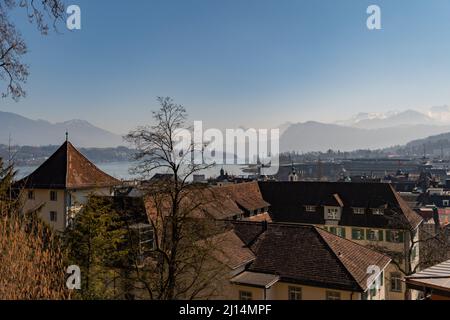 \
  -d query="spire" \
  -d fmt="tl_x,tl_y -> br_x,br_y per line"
65,131 -> 69,142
